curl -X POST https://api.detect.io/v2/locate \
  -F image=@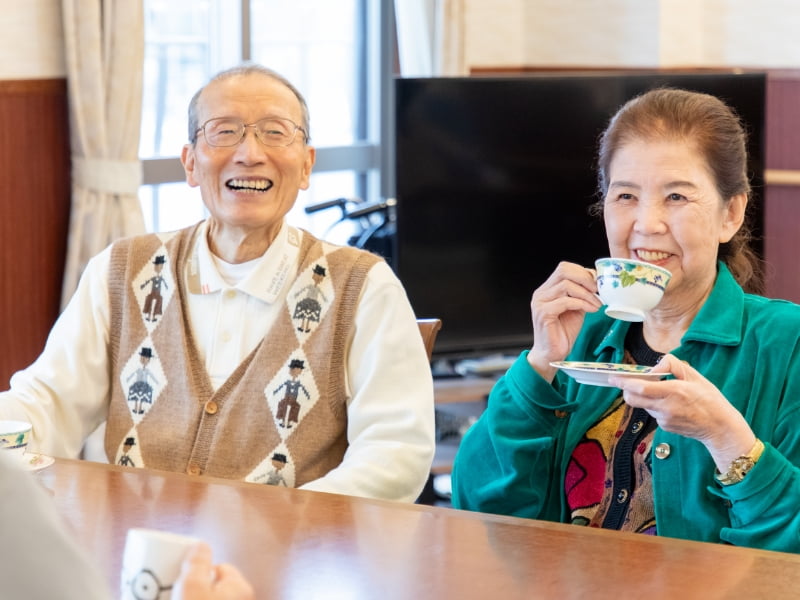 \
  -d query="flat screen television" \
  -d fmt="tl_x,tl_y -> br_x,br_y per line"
393,71 -> 766,360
